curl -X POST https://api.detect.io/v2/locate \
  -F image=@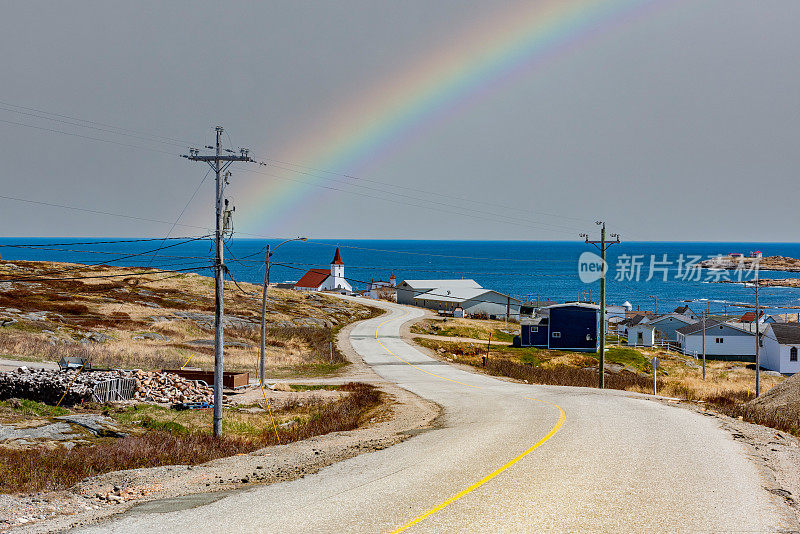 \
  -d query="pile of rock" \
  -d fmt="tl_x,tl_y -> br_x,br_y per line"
131,370 -> 214,405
